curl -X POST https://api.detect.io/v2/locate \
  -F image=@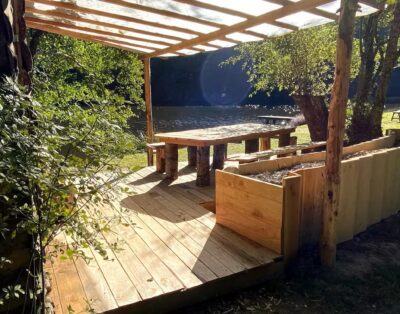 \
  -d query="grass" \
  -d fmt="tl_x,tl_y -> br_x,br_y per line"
119,112 -> 399,170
